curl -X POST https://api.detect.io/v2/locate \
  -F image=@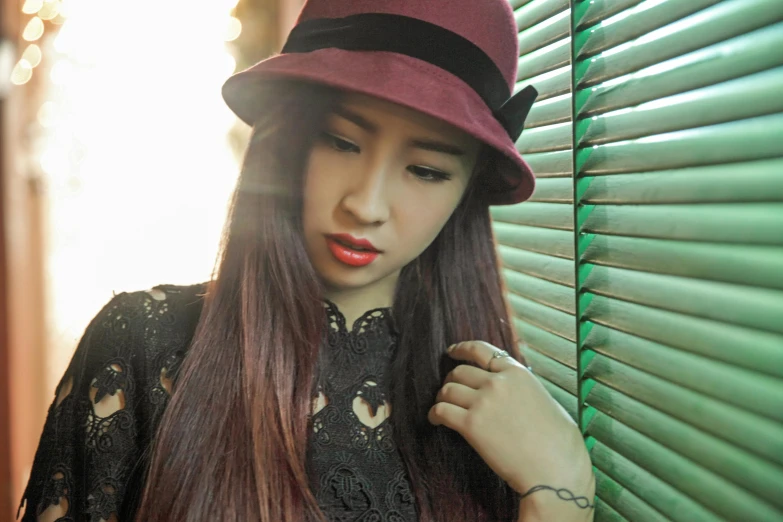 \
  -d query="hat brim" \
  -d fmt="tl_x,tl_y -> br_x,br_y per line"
222,48 -> 535,205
